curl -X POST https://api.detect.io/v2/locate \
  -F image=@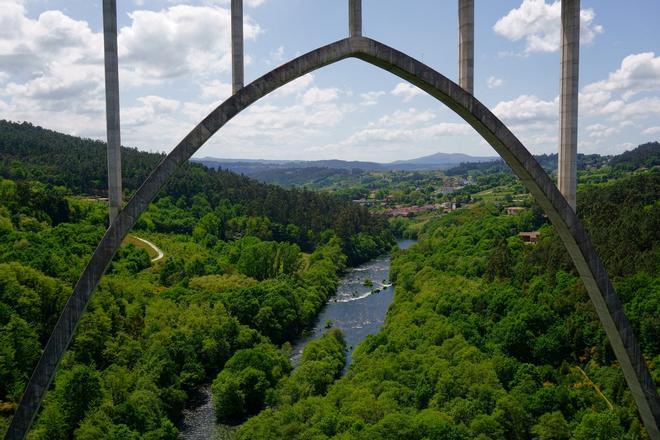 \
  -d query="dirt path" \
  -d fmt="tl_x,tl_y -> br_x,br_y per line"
133,236 -> 165,262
